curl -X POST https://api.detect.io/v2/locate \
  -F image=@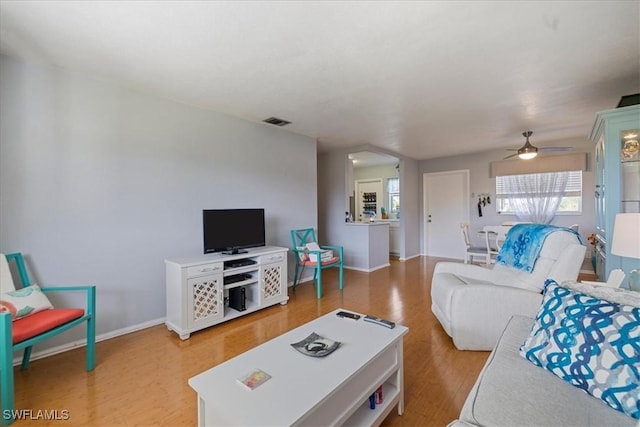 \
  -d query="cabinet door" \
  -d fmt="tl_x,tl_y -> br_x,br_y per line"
595,136 -> 606,237
621,127 -> 640,213
187,274 -> 224,329
260,262 -> 285,304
